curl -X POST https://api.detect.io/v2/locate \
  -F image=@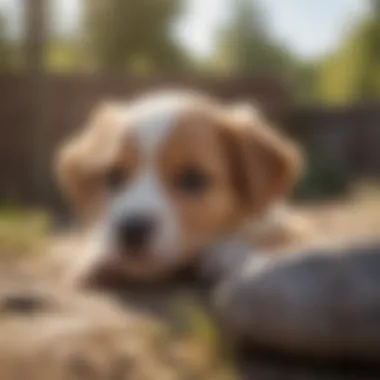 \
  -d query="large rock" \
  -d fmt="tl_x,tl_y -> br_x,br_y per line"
205,242 -> 380,363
